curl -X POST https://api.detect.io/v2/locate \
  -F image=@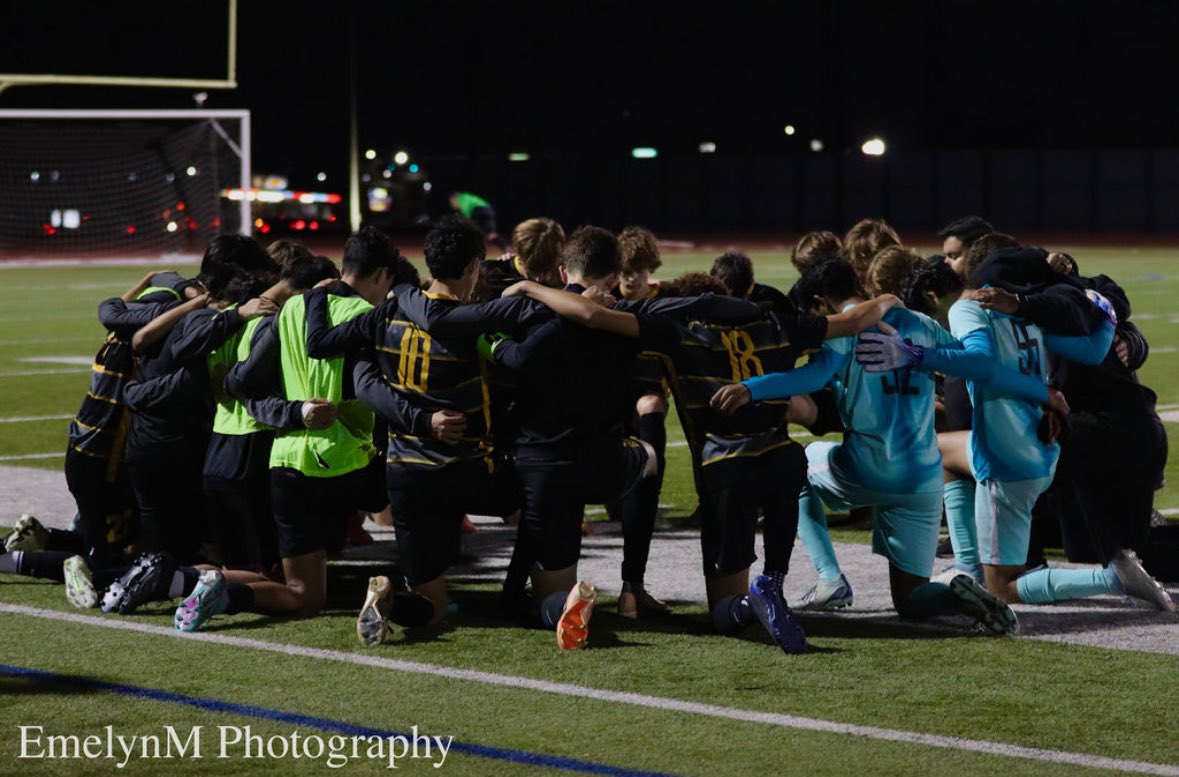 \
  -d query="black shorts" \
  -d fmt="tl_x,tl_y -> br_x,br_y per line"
698,442 -> 807,576
271,456 -> 385,559
127,451 -> 205,563
387,458 -> 520,585
64,449 -> 135,559
516,438 -> 649,571
469,206 -> 498,237
942,376 -> 973,432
